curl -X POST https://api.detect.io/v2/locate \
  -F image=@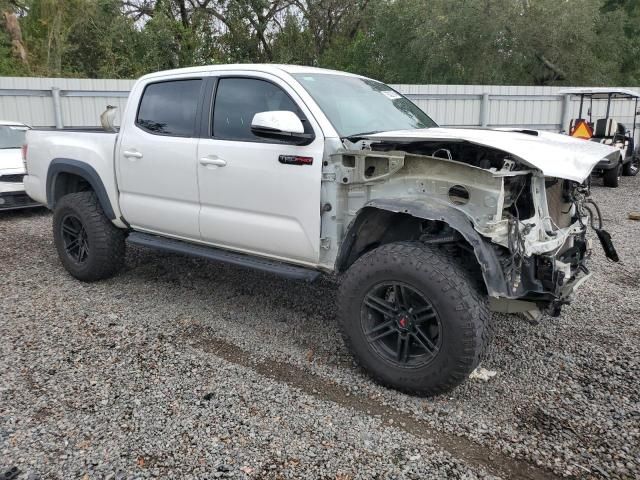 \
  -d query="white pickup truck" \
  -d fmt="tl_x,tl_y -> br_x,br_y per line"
24,64 -> 619,395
